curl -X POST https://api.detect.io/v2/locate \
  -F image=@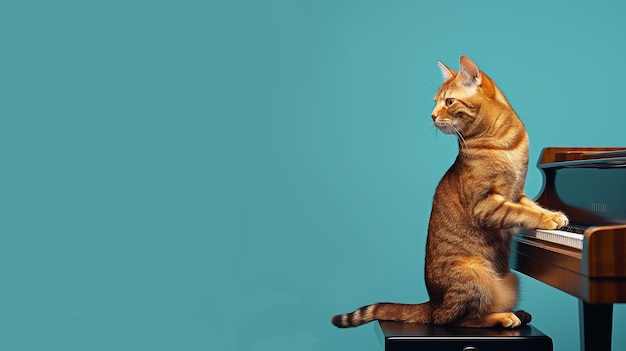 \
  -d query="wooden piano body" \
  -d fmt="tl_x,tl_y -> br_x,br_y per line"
511,147 -> 626,351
